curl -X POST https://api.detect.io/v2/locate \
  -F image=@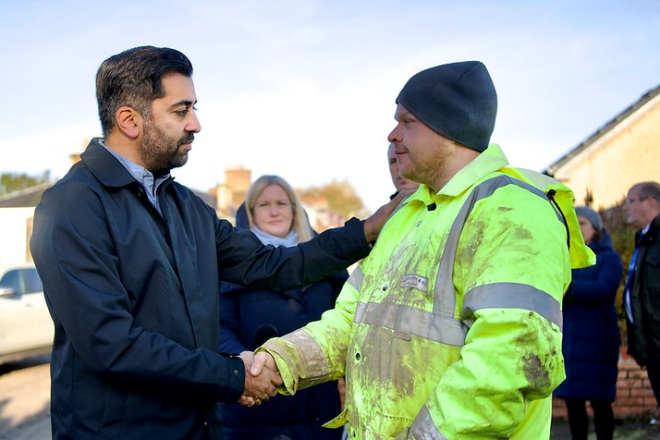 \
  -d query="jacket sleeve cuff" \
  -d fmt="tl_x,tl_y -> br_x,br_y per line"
255,345 -> 296,396
345,217 -> 373,253
215,355 -> 246,404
